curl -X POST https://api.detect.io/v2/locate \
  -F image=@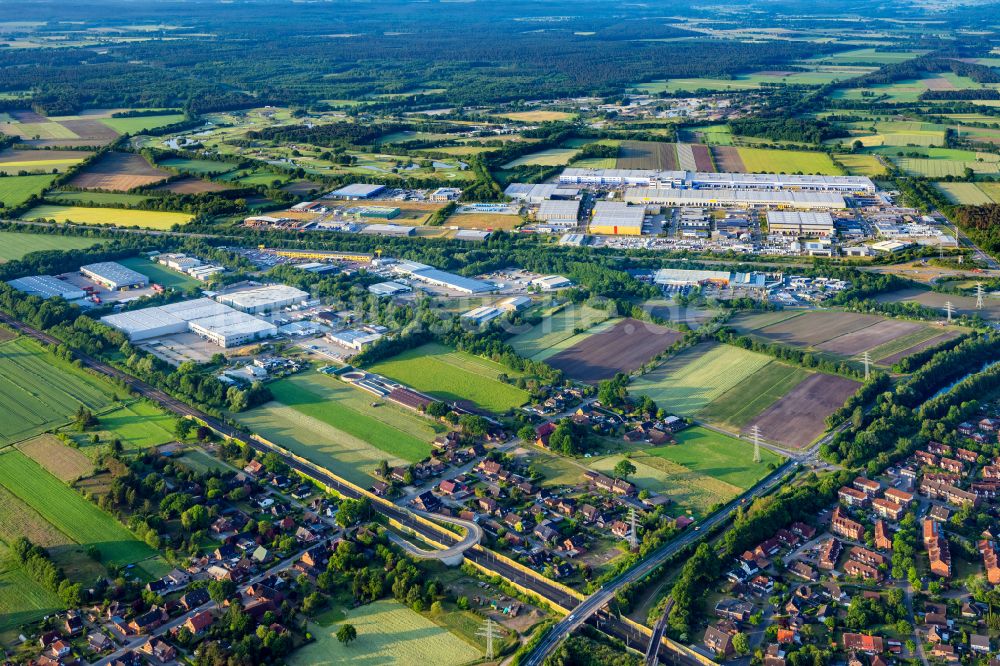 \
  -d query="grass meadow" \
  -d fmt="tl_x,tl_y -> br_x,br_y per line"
368,343 -> 530,413
0,174 -> 57,207
292,599 -> 482,666
0,231 -> 100,262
